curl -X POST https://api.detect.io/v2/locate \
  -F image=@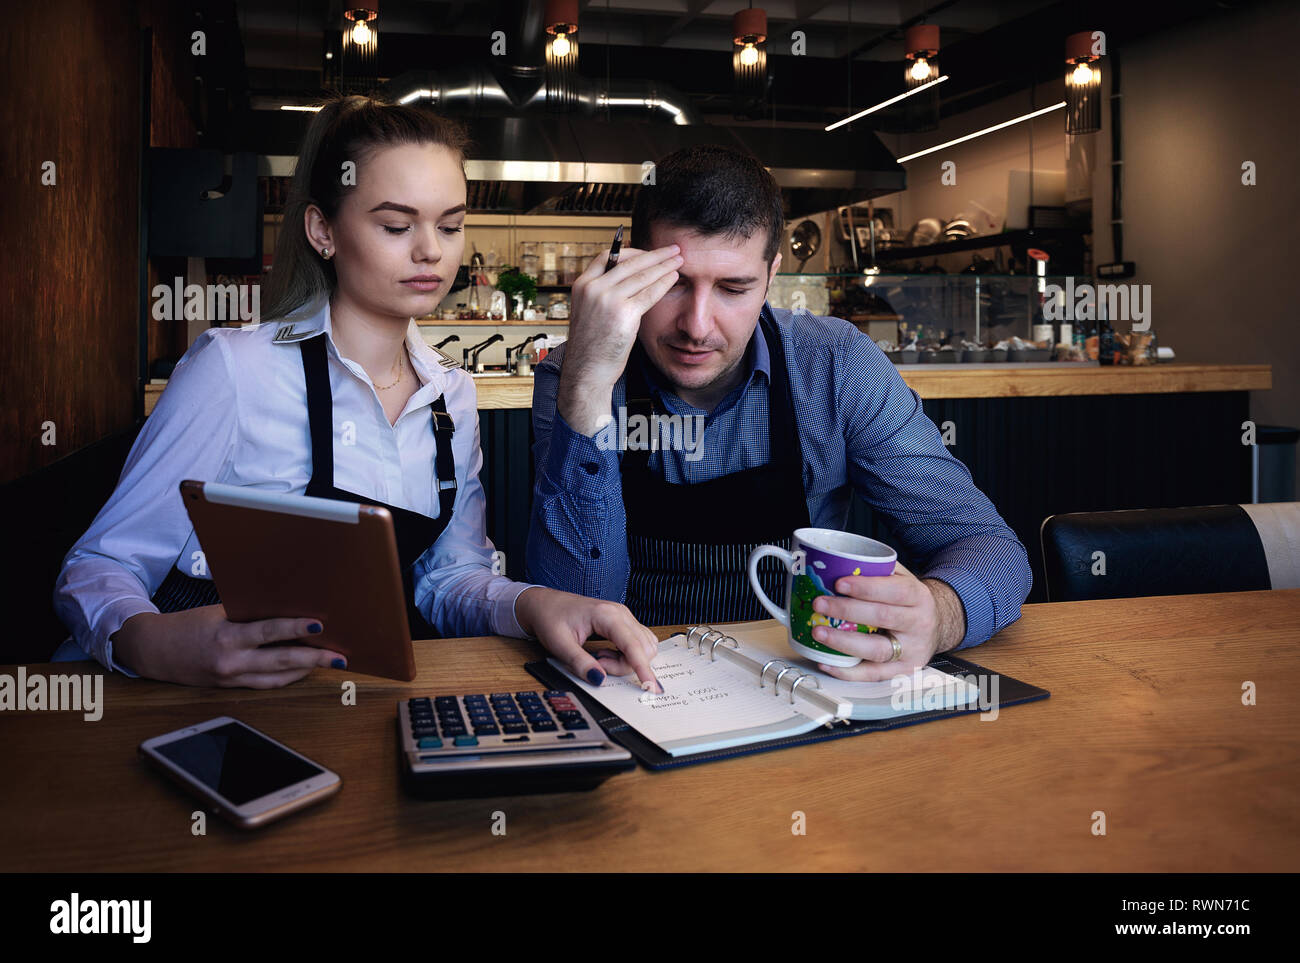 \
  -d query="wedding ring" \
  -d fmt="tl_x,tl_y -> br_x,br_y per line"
888,635 -> 903,662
